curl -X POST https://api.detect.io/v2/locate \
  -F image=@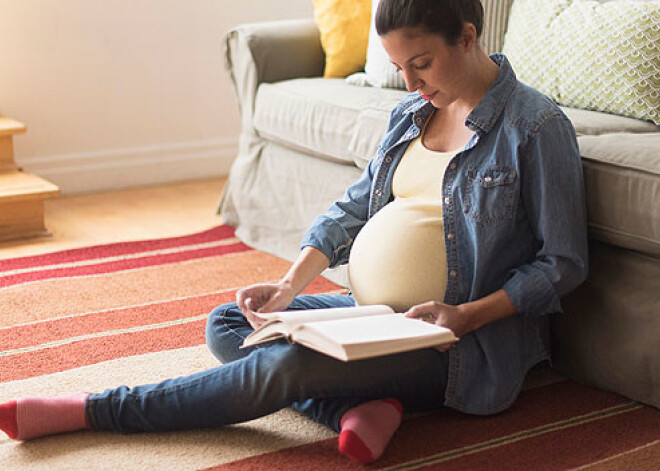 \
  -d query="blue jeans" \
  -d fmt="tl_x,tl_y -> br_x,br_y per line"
86,293 -> 449,434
